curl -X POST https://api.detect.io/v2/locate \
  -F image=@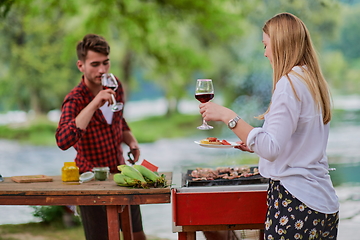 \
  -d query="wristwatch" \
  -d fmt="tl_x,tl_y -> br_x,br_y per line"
228,115 -> 241,129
